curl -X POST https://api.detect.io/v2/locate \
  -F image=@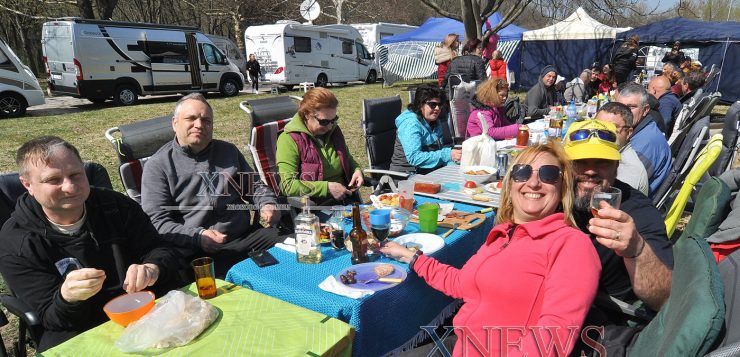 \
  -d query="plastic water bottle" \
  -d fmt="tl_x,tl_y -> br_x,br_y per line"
562,100 -> 578,139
